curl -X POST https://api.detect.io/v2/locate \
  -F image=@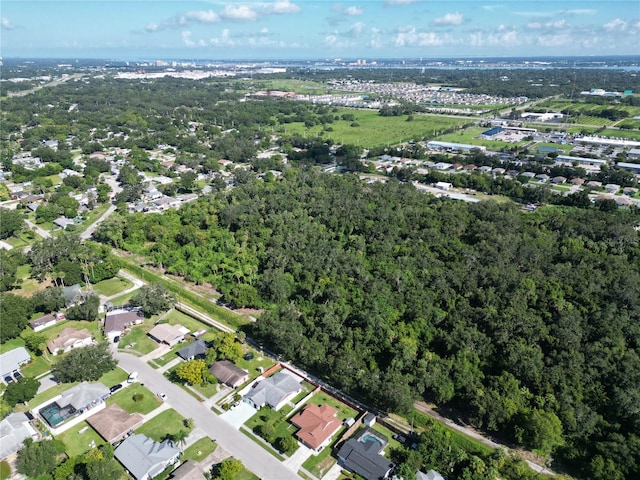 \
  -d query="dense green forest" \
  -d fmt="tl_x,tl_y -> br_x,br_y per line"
94,170 -> 640,478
